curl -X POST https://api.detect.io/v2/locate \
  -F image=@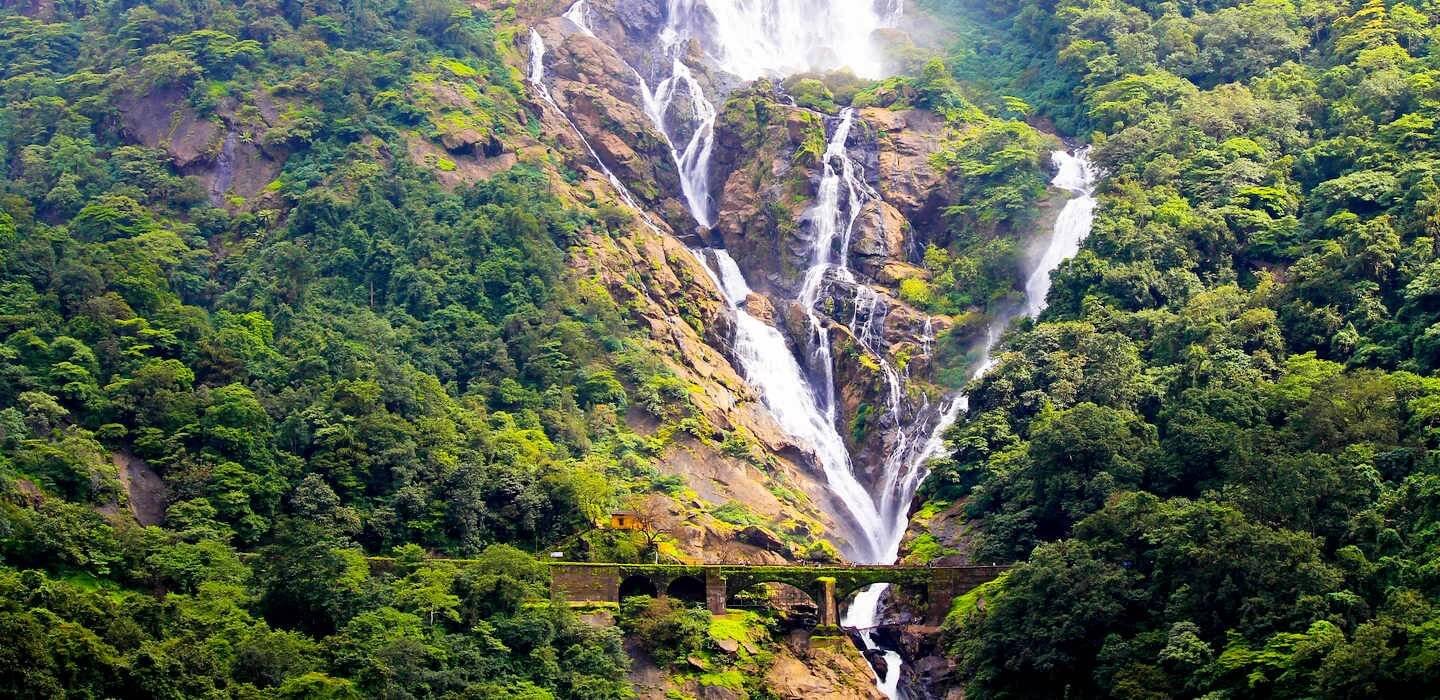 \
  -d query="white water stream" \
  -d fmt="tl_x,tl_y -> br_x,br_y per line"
530,5 -> 1098,697
1026,149 -> 1099,316
661,0 -> 902,79
842,148 -> 1098,696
